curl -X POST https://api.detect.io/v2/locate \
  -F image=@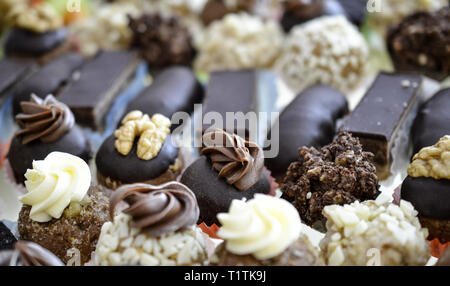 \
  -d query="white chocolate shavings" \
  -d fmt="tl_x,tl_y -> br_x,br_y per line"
94,213 -> 210,266
368,0 -> 448,30
114,111 -> 171,160
194,12 -> 284,73
6,2 -> 63,33
69,2 -> 140,56
275,15 -> 368,94
320,200 -> 430,266
408,135 -> 450,180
